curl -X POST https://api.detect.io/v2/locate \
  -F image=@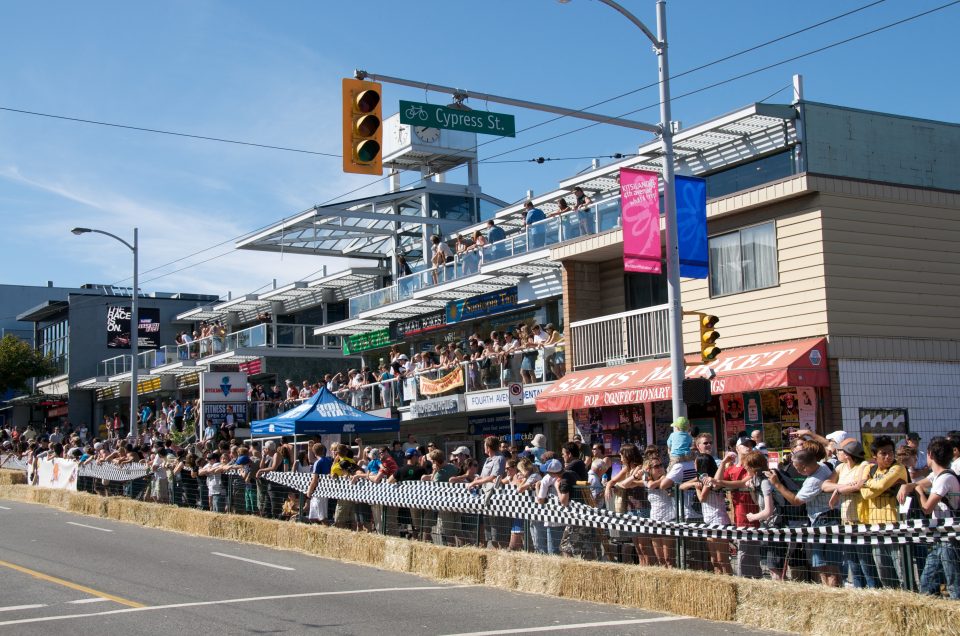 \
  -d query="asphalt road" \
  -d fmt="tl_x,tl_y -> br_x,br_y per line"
0,499 -> 784,635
